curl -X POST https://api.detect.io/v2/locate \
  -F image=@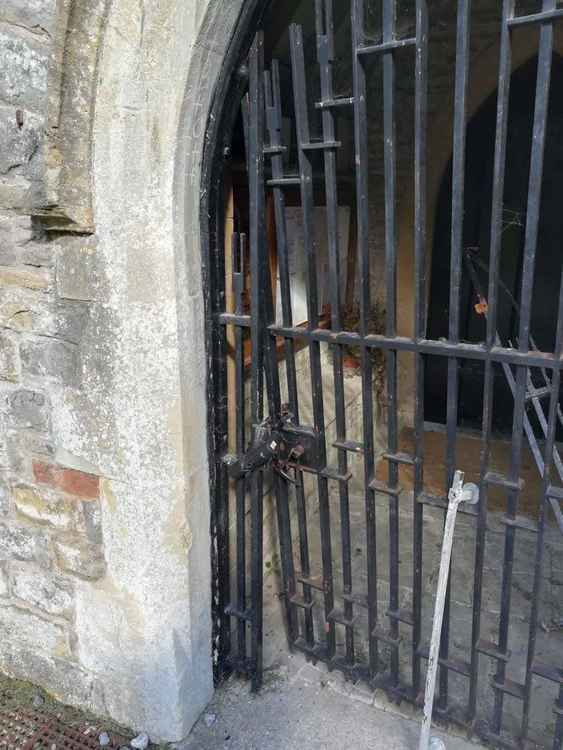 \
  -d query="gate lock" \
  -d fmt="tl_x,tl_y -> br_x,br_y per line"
224,412 -> 318,481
